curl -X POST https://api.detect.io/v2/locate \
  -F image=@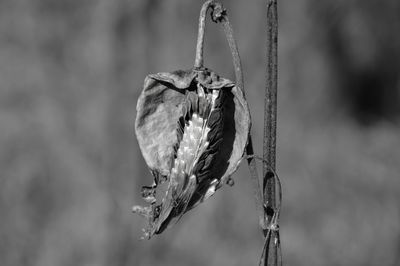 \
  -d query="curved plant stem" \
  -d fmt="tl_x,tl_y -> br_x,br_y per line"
195,1 -> 282,265
211,3 -> 282,266
247,155 -> 282,266
194,0 -> 216,69
208,3 -> 267,231
247,137 -> 267,230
